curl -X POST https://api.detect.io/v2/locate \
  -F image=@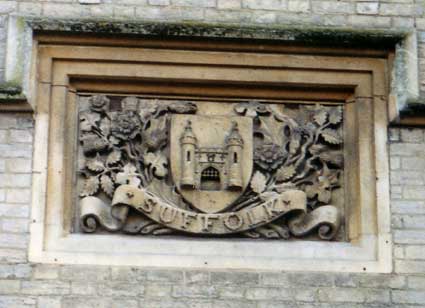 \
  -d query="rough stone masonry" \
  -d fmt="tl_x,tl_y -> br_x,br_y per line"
1,0 -> 425,307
